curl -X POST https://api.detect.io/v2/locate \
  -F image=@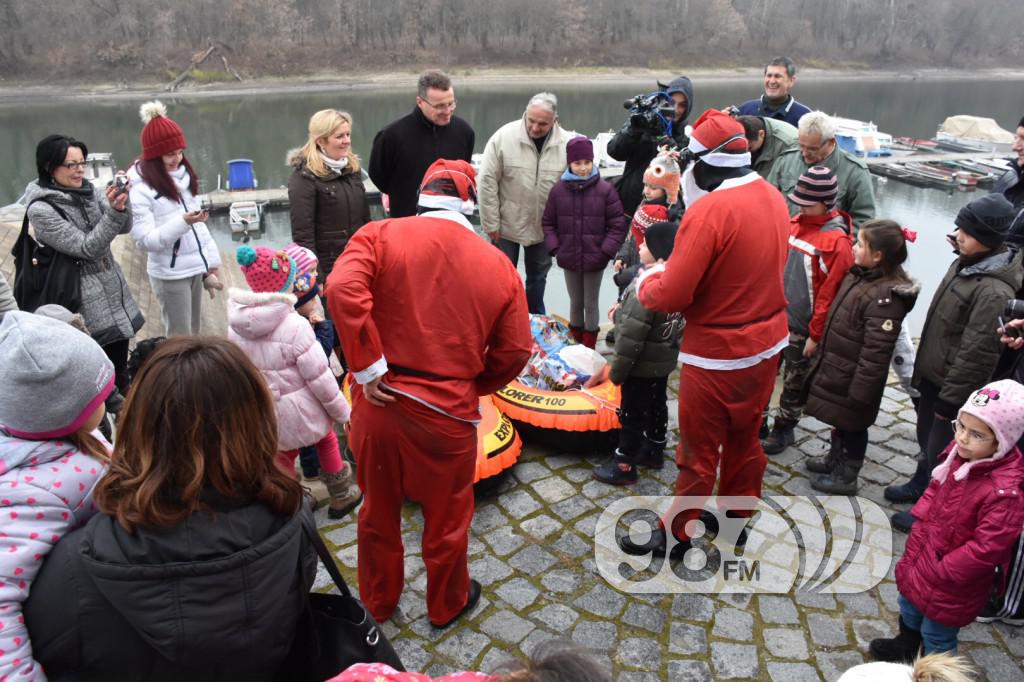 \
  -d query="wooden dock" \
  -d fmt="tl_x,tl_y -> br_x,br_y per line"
863,151 -> 1012,166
